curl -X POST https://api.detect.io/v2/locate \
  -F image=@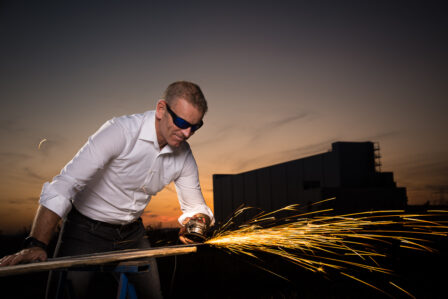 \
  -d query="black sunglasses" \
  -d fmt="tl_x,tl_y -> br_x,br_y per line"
166,103 -> 203,132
